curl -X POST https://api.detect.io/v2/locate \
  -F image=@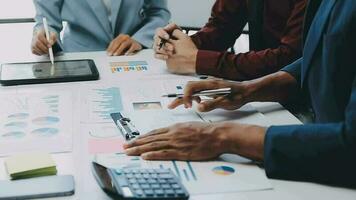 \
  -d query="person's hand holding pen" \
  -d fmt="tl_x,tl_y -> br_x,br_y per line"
123,74 -> 298,161
31,28 -> 57,56
154,23 -> 199,74
167,80 -> 252,112
124,79 -> 267,161
153,23 -> 180,60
